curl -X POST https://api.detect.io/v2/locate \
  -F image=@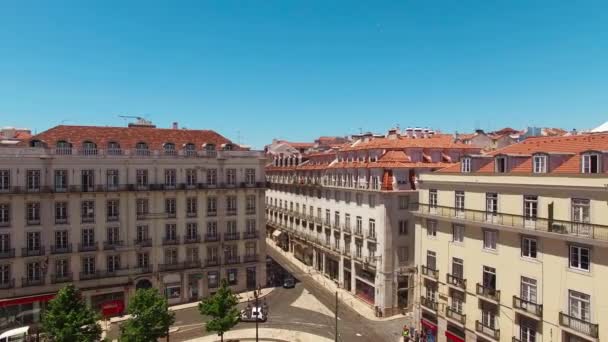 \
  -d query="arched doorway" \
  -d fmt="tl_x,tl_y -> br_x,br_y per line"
136,279 -> 153,290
